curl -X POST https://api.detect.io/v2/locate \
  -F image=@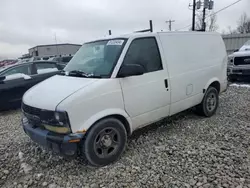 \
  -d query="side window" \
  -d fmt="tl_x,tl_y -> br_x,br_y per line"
123,37 -> 163,73
62,56 -> 72,63
3,65 -> 31,76
35,63 -> 58,74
